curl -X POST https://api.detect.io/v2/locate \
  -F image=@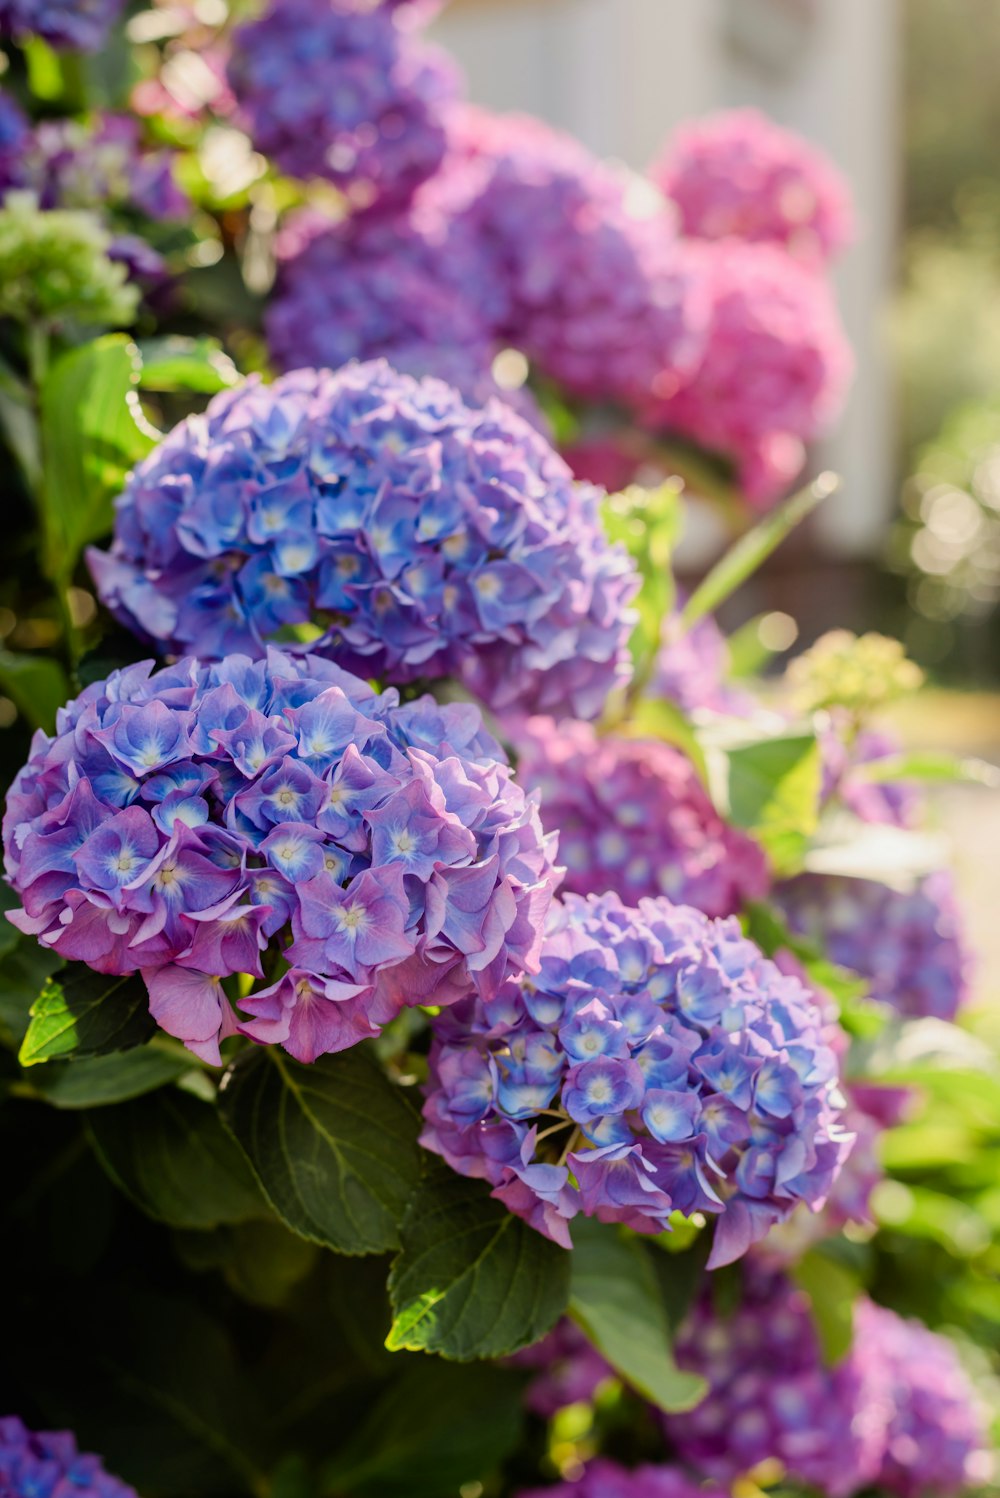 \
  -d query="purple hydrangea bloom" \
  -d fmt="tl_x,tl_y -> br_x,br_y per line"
864,1299 -> 994,1497
515,718 -> 768,918
774,869 -> 972,1021
651,108 -> 854,268
3,651 -> 558,1065
0,1415 -> 136,1496
666,1269 -> 892,1496
421,892 -> 850,1260
19,113 -> 188,221
422,104 -> 710,407
228,0 -> 458,208
0,90 -> 29,191
88,362 -> 637,720
0,0 -> 125,50
641,239 -> 852,508
517,1460 -> 728,1498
